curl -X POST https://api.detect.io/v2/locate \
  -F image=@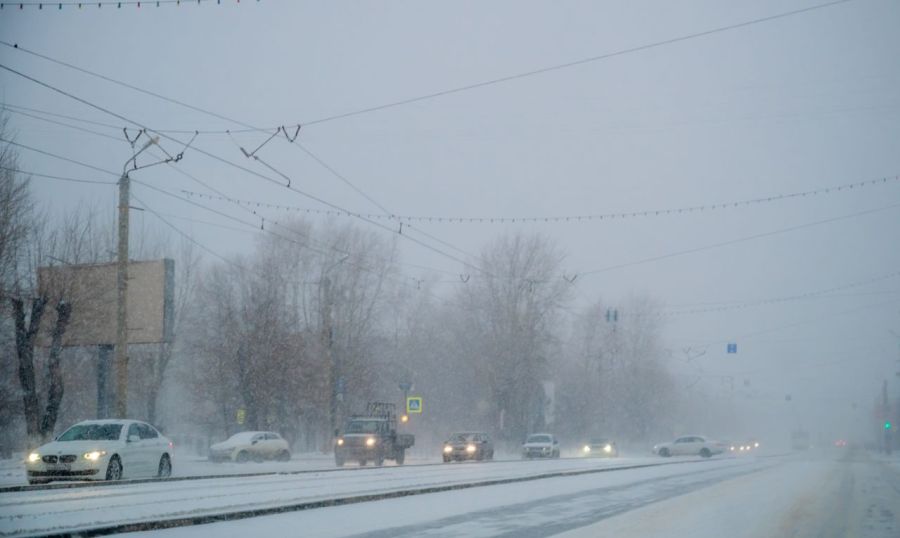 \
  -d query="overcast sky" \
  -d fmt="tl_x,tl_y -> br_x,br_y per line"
2,0 -> 899,439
